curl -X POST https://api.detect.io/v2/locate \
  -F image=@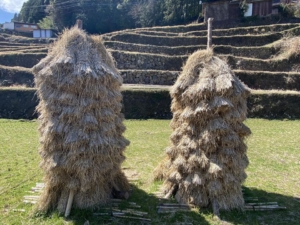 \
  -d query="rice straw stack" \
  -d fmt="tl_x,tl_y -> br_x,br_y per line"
33,27 -> 130,213
154,49 -> 251,212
